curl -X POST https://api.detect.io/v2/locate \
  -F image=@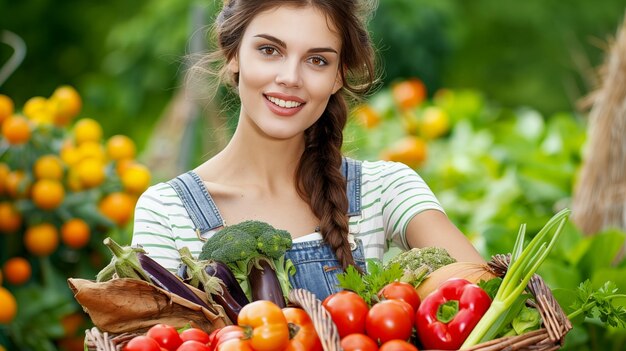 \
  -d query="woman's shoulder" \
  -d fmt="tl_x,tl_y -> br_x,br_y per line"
360,159 -> 419,179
